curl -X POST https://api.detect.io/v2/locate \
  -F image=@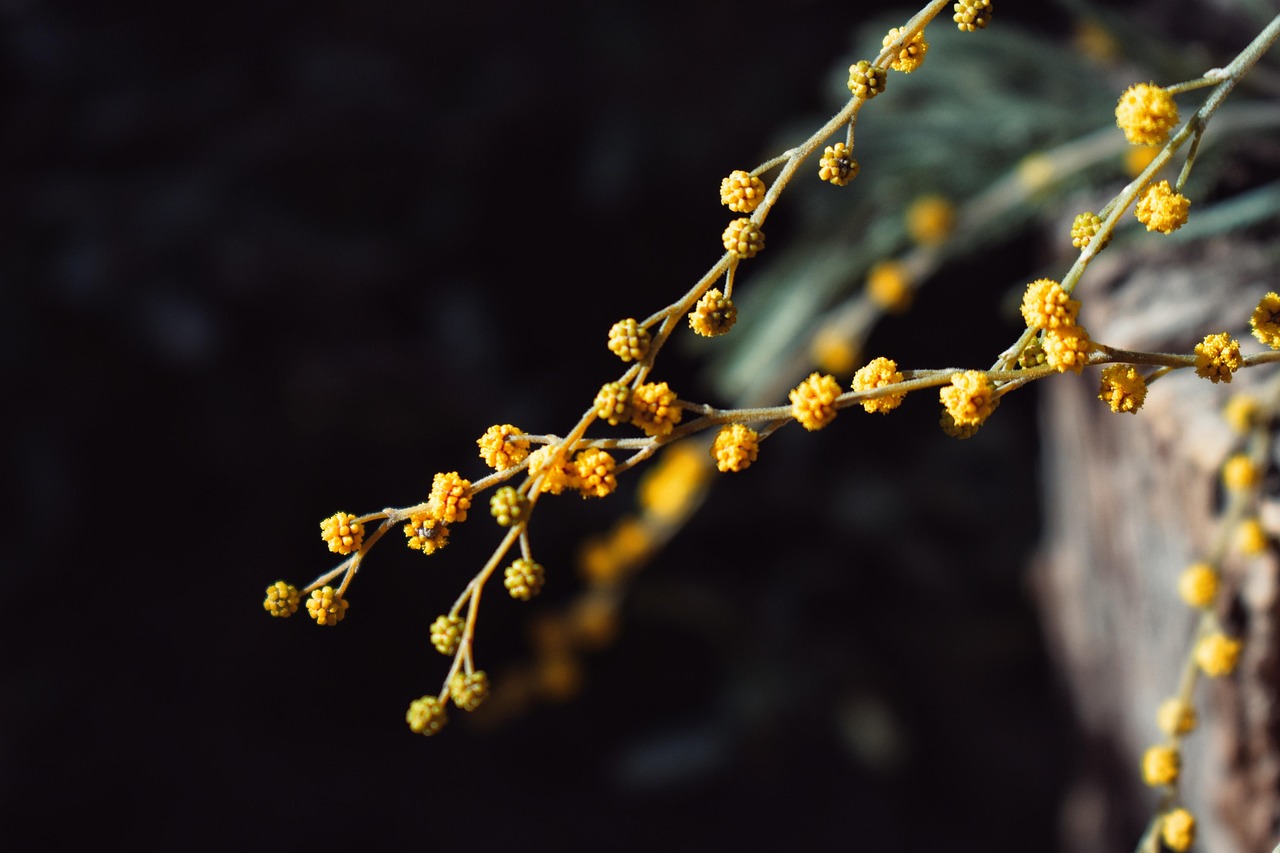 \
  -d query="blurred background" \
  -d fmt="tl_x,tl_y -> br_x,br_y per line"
6,0 -> 1278,850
